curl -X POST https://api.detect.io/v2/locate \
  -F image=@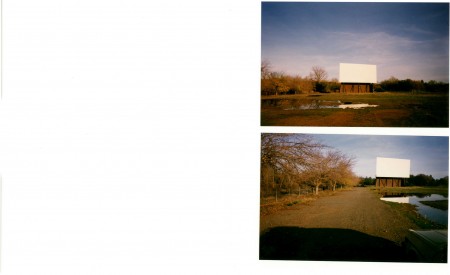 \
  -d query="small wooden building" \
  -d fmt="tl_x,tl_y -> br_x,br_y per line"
339,63 -> 377,93
375,157 -> 410,188
375,177 -> 406,188
340,83 -> 374,93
